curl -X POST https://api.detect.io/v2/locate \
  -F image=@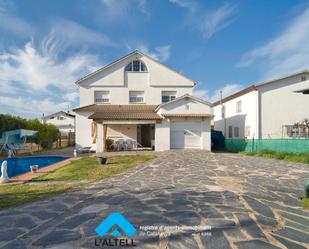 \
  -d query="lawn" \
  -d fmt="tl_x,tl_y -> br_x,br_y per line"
33,155 -> 155,182
300,197 -> 309,209
0,155 -> 155,209
0,184 -> 81,209
241,150 -> 309,164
